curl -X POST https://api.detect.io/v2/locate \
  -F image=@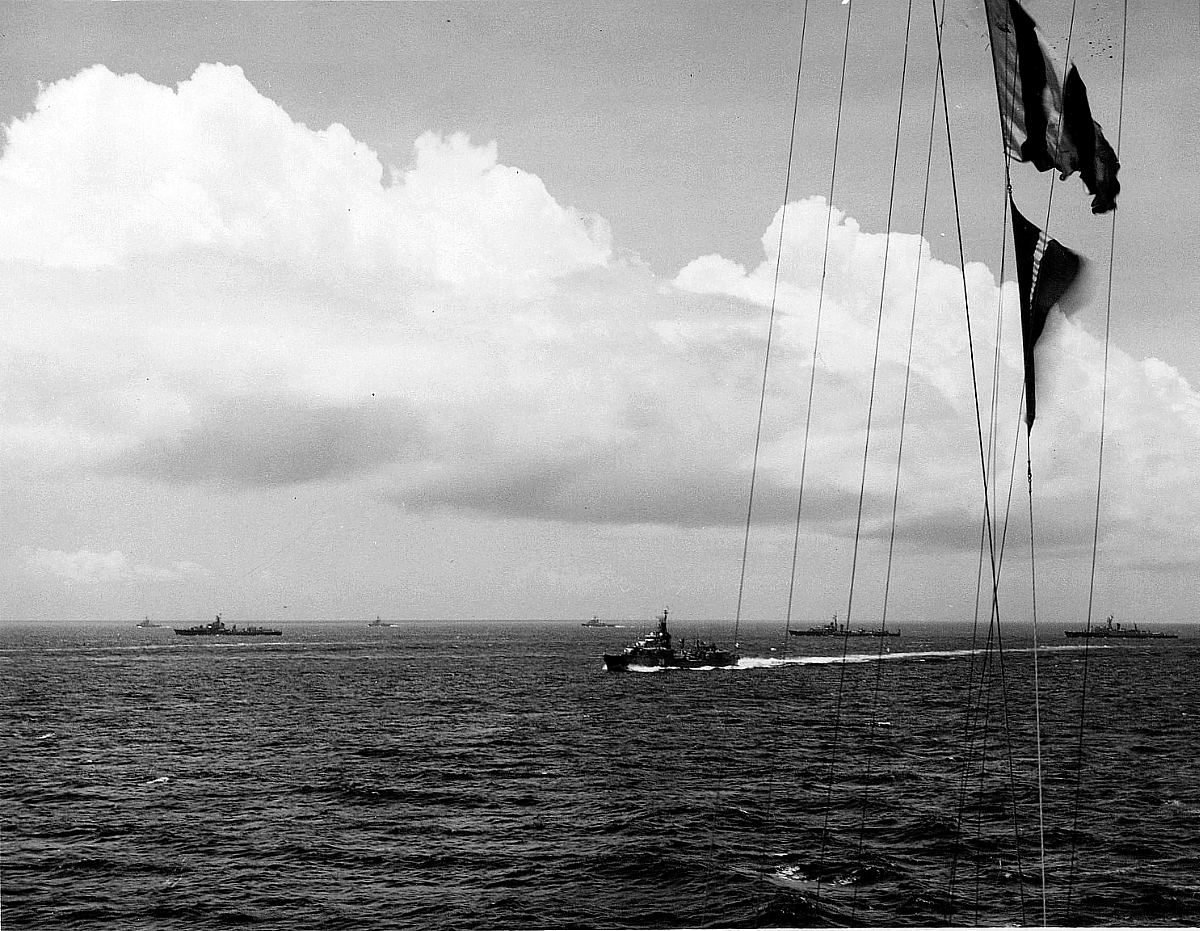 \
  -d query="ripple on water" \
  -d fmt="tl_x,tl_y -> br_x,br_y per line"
1,623 -> 1198,929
